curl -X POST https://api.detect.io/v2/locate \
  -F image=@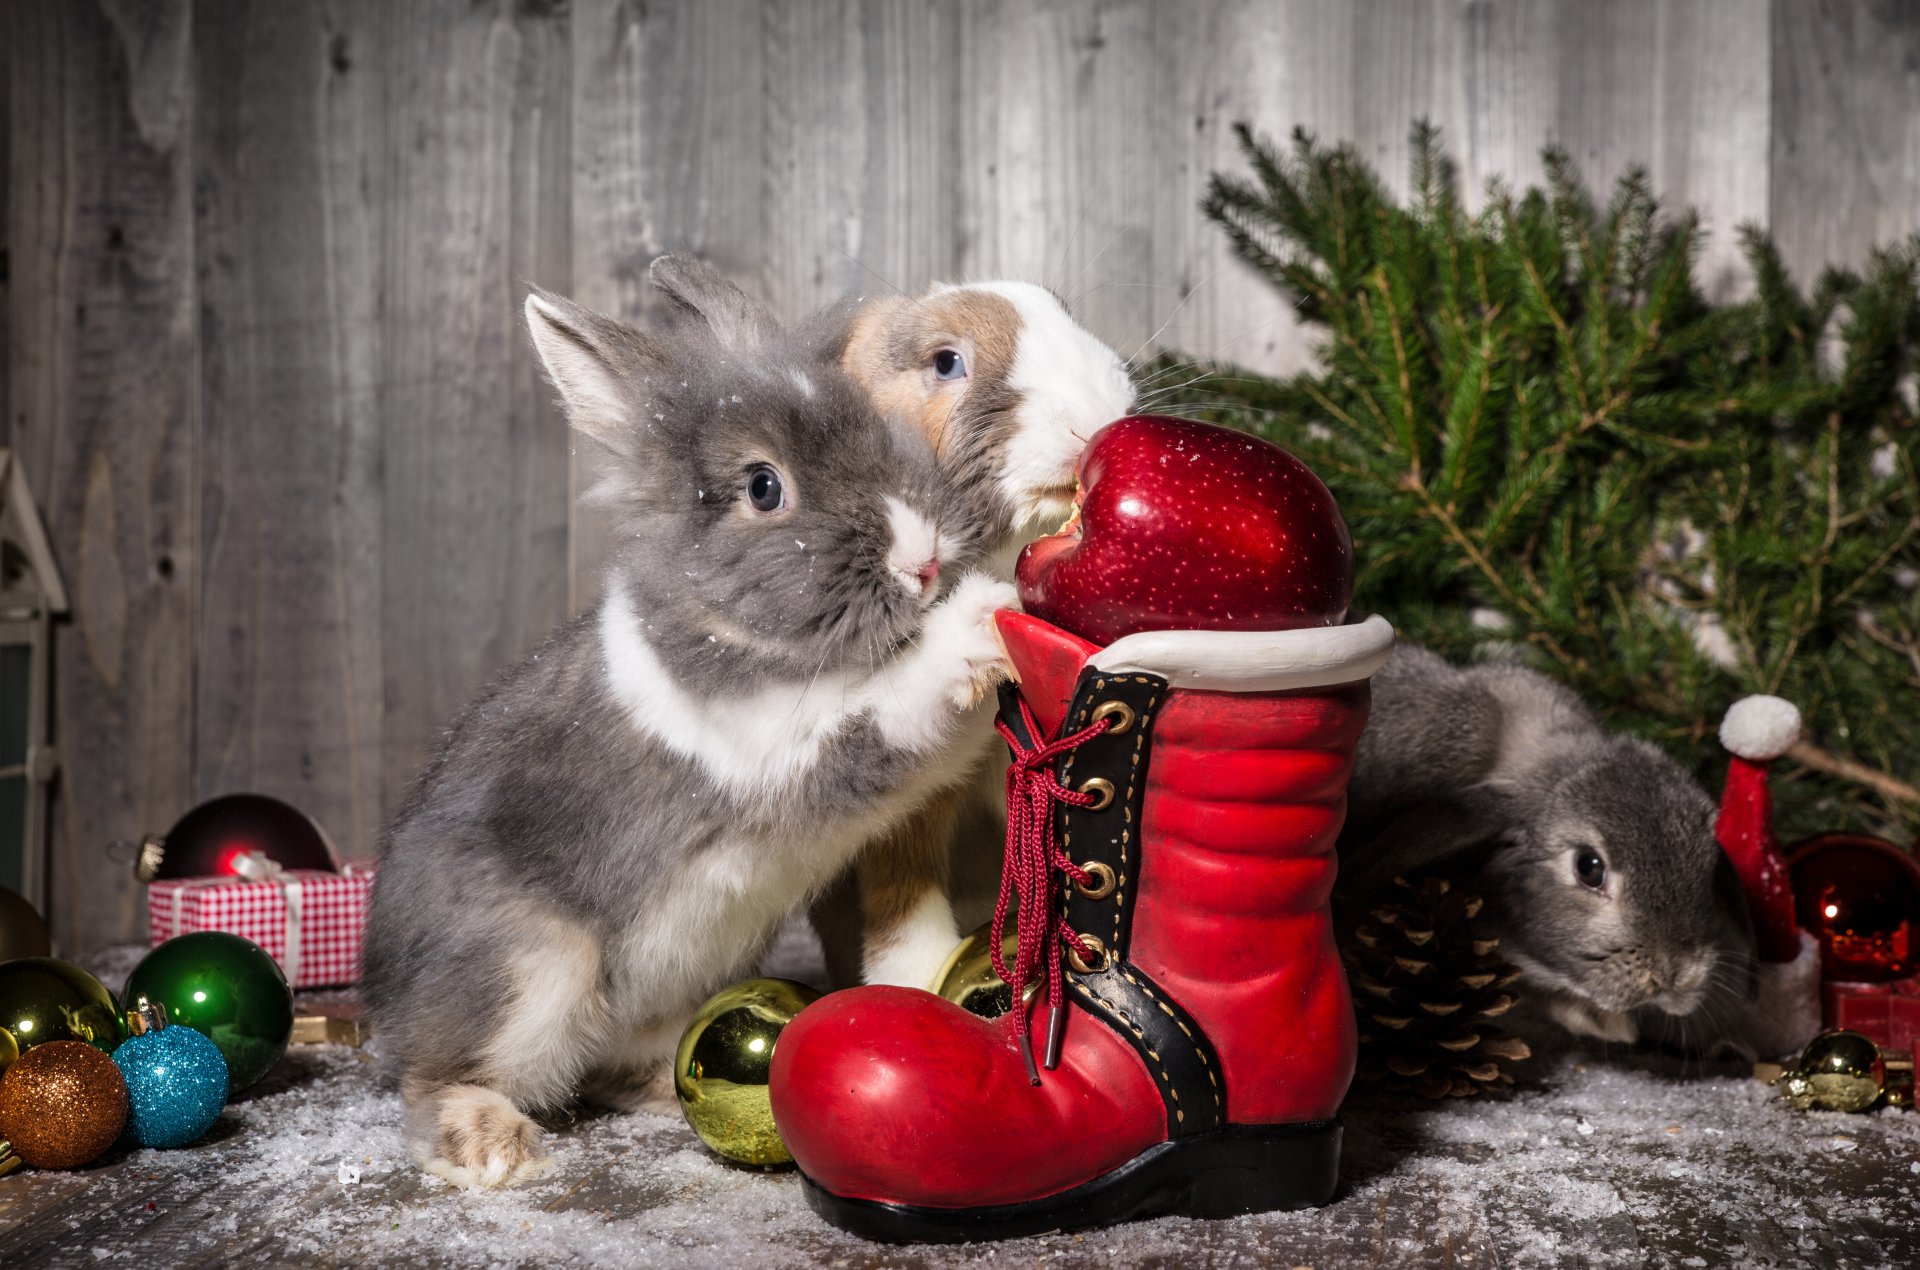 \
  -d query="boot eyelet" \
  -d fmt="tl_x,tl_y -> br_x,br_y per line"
1090,700 -> 1135,735
1074,861 -> 1116,901
1065,932 -> 1109,974
1077,777 -> 1115,811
